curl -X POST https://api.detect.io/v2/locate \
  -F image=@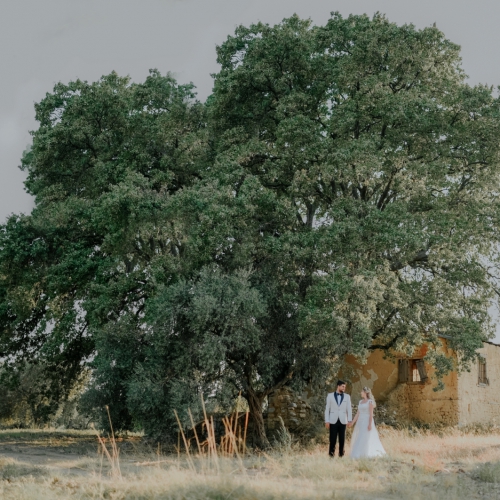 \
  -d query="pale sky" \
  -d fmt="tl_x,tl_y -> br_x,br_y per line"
2,0 -> 500,341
